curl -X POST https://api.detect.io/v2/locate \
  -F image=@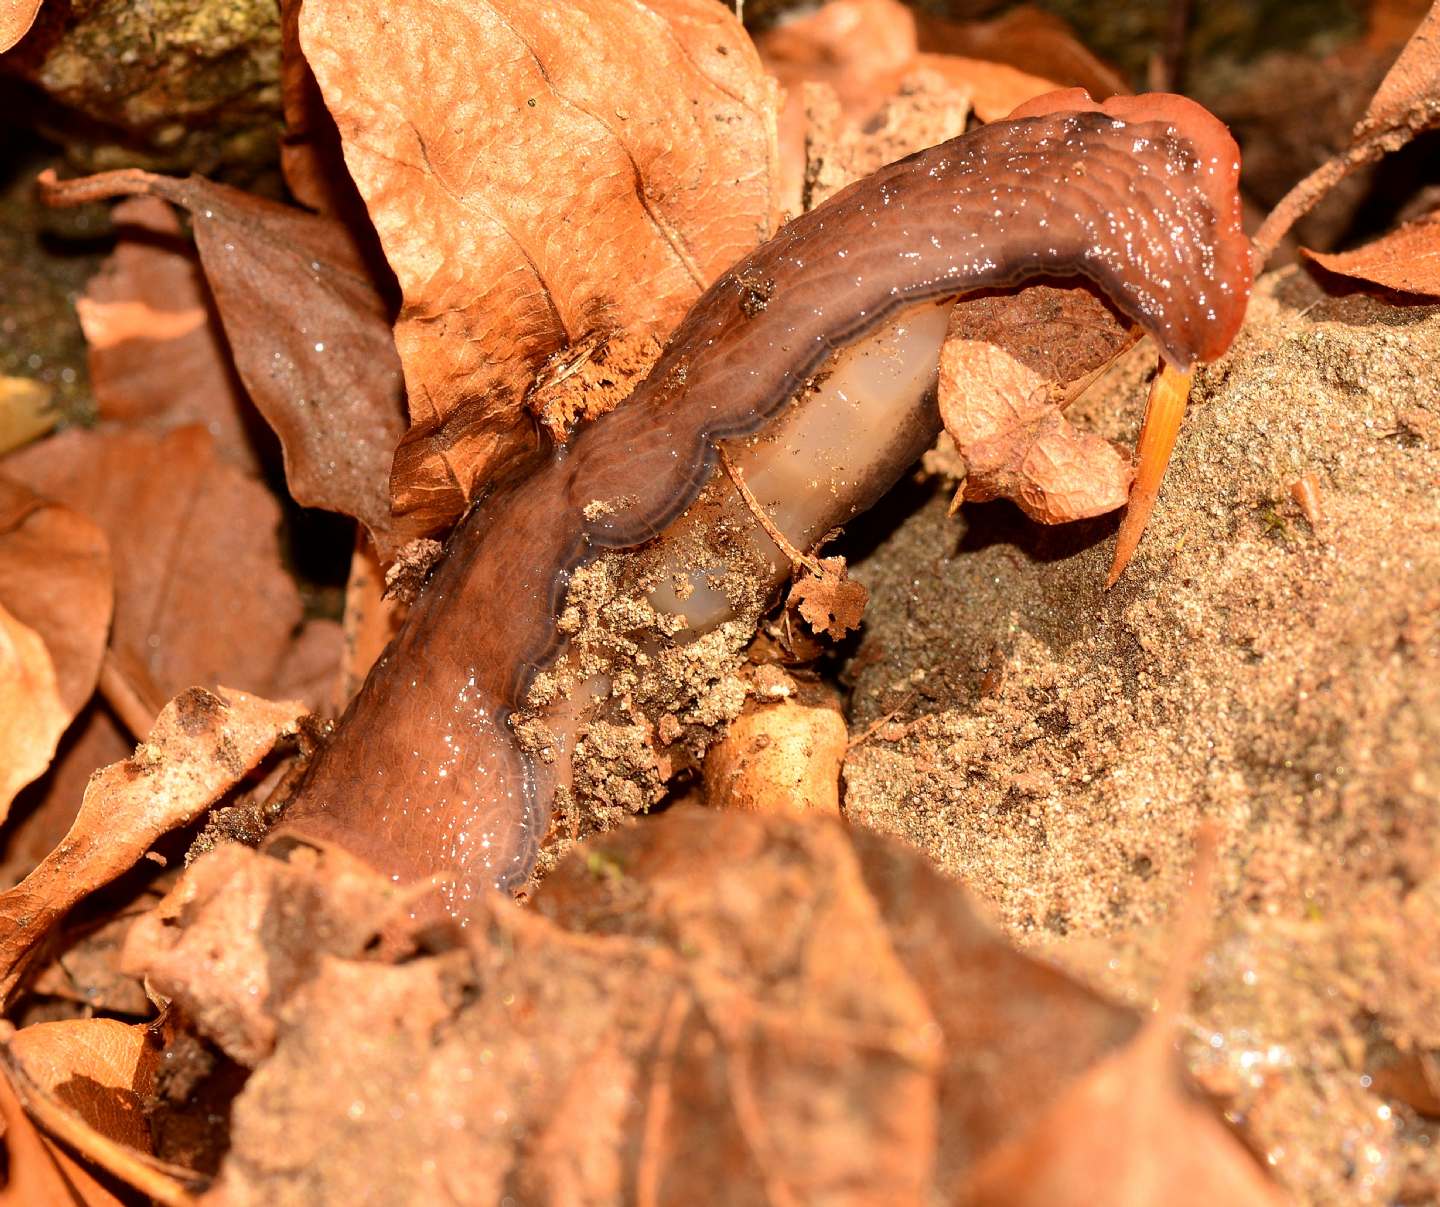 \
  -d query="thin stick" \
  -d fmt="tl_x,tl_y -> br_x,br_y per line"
716,445 -> 823,576
1250,148 -> 1375,270
98,649 -> 160,740
1106,360 -> 1193,588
